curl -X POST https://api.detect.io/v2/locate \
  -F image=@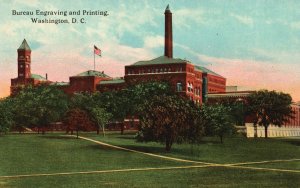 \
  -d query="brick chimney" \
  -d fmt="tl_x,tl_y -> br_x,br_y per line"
164,5 -> 173,58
